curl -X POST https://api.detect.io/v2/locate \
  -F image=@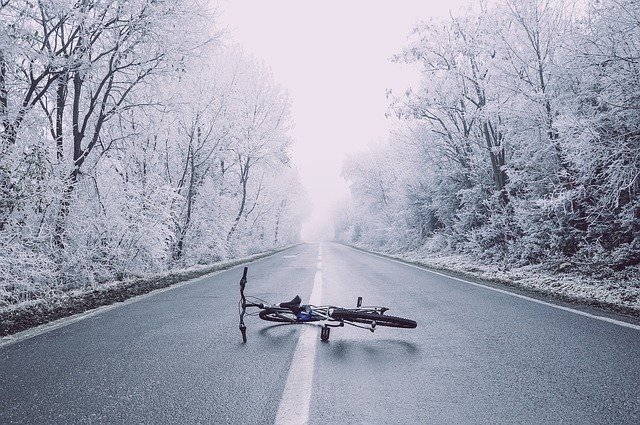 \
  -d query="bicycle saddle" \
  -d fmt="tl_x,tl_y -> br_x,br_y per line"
279,295 -> 302,314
